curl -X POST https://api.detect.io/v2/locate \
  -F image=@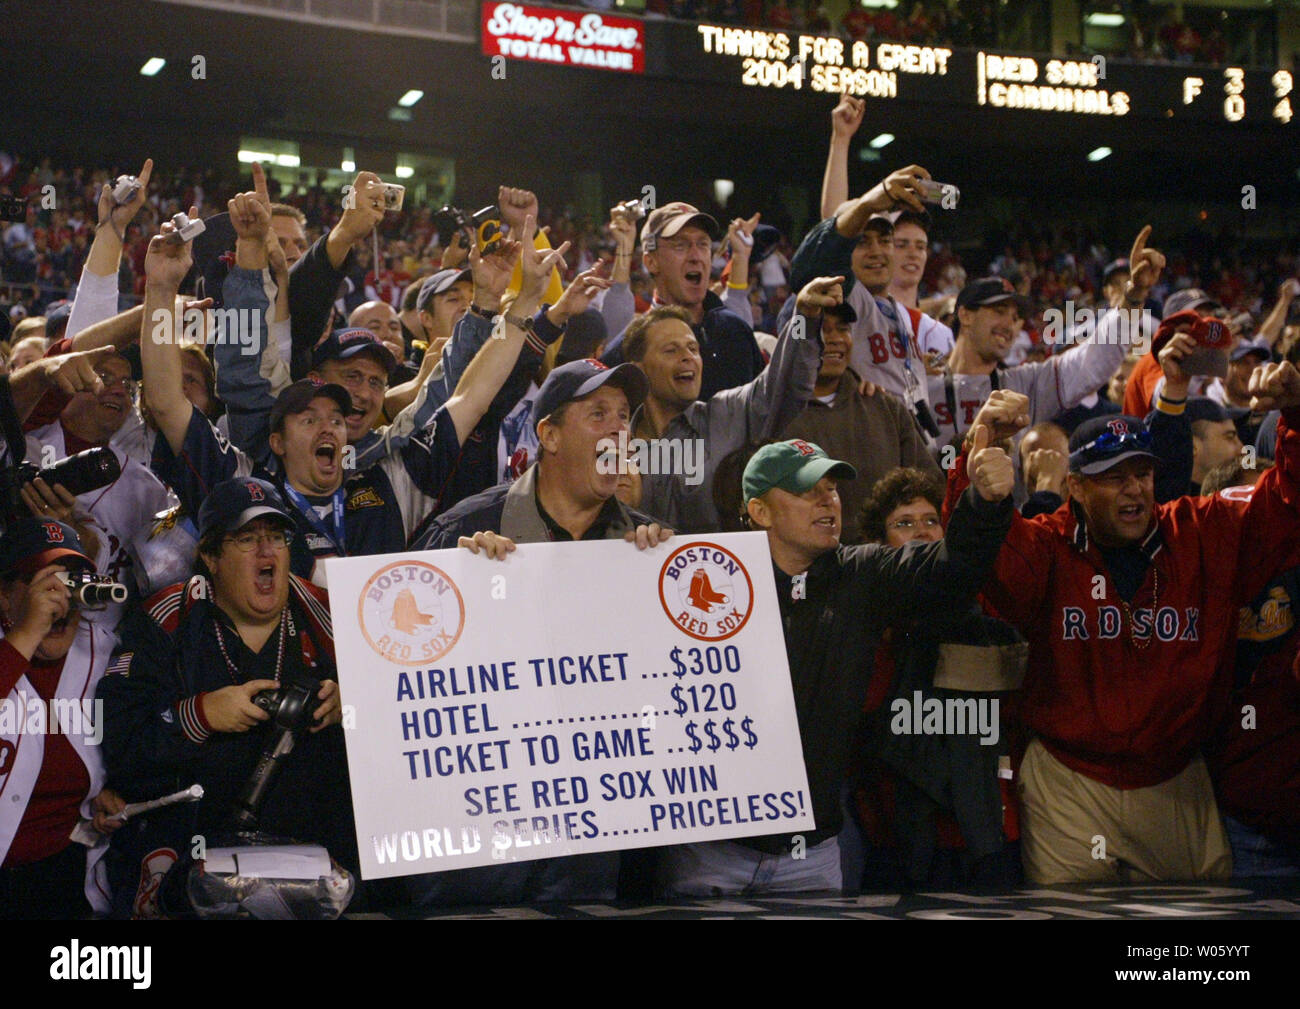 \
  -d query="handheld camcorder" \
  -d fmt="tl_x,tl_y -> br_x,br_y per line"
231,674 -> 324,829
